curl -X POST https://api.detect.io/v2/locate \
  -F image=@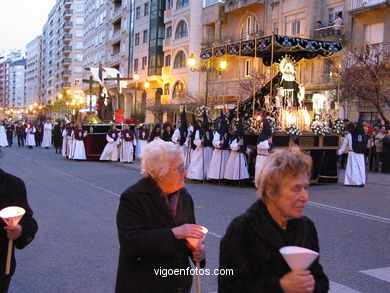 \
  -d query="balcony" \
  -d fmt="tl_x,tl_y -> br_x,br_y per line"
64,0 -> 72,8
62,58 -> 72,64
63,9 -> 73,19
111,30 -> 122,42
313,26 -> 346,43
164,38 -> 171,48
225,0 -> 264,13
63,22 -> 73,30
61,82 -> 71,88
348,0 -> 388,13
62,46 -> 72,53
110,54 -> 120,64
111,8 -> 122,21
62,70 -> 72,76
203,1 -> 225,25
220,29 -> 264,43
203,0 -> 225,8
164,8 -> 172,19
63,34 -> 72,42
